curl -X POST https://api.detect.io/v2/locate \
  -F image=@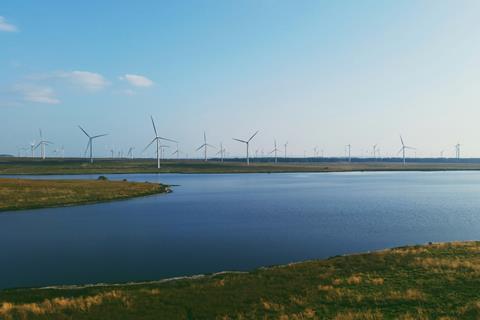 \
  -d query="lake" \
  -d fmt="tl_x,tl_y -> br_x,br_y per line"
1,171 -> 480,289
